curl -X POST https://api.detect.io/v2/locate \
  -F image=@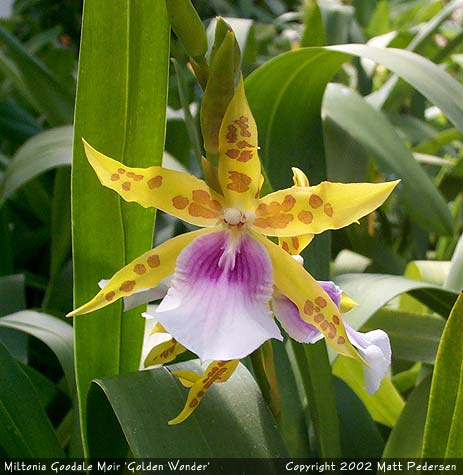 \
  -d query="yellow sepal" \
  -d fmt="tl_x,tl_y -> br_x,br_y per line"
254,233 -> 364,363
169,360 -> 239,425
279,234 -> 314,255
67,227 -> 219,317
252,180 -> 400,237
217,78 -> 261,210
83,139 -> 224,227
340,293 -> 359,313
144,338 -> 186,367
